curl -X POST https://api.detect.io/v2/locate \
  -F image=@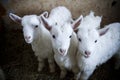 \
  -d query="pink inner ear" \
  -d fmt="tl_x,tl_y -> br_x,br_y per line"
73,19 -> 81,29
73,19 -> 82,33
11,14 -> 21,23
99,28 -> 109,36
41,16 -> 51,31
15,17 -> 21,23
